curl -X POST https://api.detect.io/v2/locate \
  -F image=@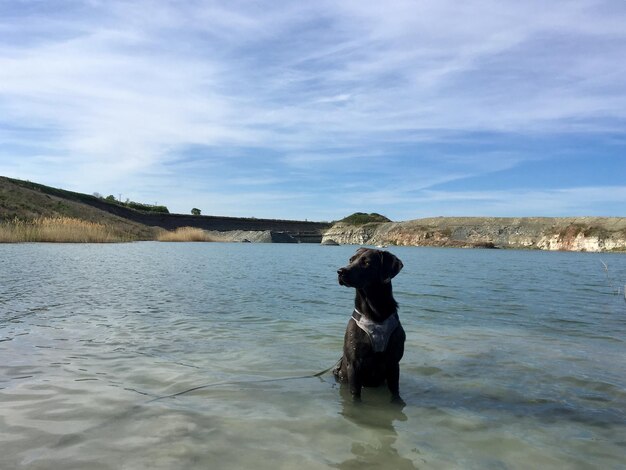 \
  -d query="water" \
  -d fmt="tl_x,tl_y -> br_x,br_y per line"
1,243 -> 625,469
